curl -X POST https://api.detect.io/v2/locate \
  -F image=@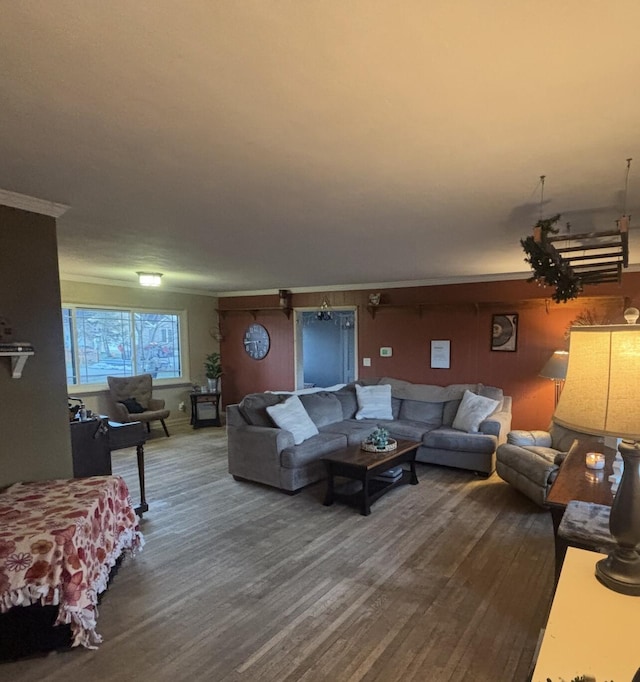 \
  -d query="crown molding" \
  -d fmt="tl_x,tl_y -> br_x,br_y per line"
0,188 -> 69,218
